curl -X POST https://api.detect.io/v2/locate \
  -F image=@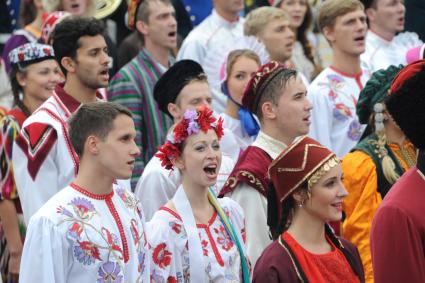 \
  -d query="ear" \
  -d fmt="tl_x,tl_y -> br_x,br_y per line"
61,57 -> 76,74
135,20 -> 149,36
167,102 -> 181,121
85,135 -> 100,156
172,155 -> 185,171
292,190 -> 308,203
16,72 -> 27,87
322,26 -> 335,43
365,7 -> 376,23
261,101 -> 277,120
